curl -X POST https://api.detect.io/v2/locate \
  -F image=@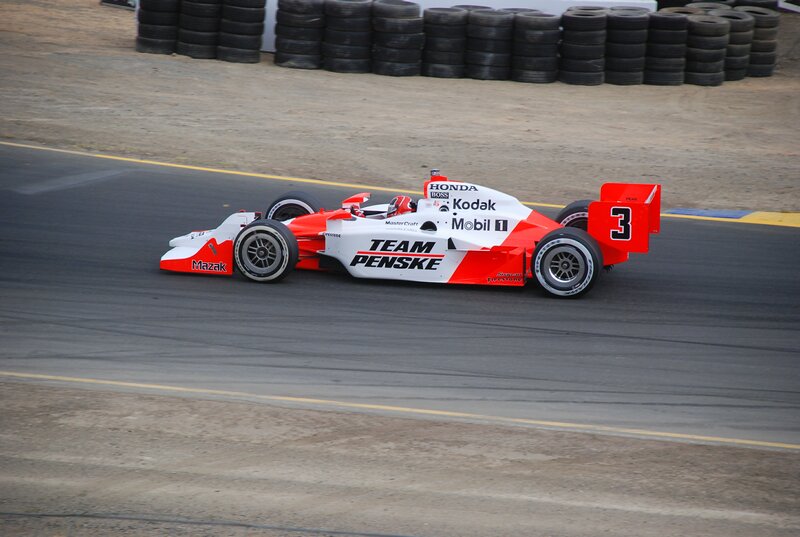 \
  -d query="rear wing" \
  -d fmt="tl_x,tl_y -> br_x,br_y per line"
588,183 -> 661,265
